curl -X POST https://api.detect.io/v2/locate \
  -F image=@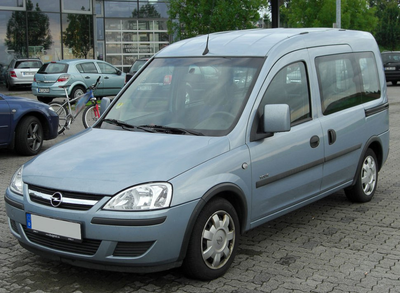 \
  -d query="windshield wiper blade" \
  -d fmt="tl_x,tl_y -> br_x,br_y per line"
139,125 -> 204,136
103,119 -> 155,132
